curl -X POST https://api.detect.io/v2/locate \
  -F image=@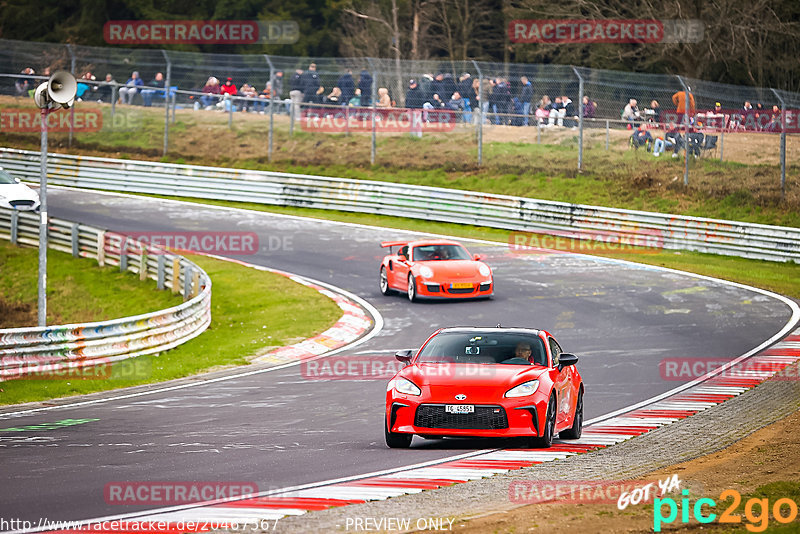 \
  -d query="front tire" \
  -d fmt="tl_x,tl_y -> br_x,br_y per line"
380,266 -> 392,295
531,396 -> 556,448
385,420 -> 412,448
560,389 -> 583,439
407,275 -> 418,302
